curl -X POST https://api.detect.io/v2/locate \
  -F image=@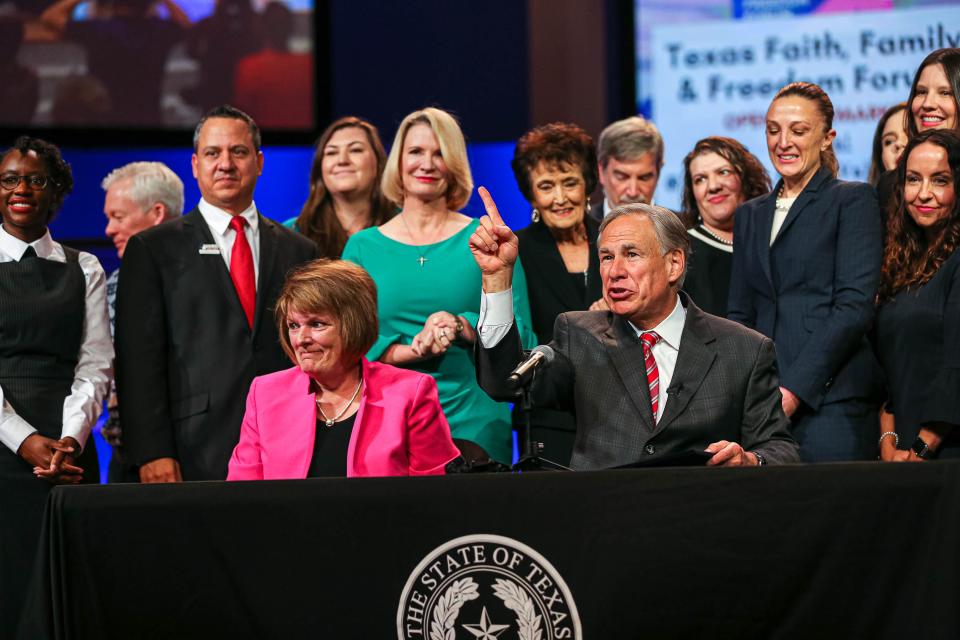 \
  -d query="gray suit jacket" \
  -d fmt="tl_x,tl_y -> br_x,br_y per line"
477,294 -> 799,469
